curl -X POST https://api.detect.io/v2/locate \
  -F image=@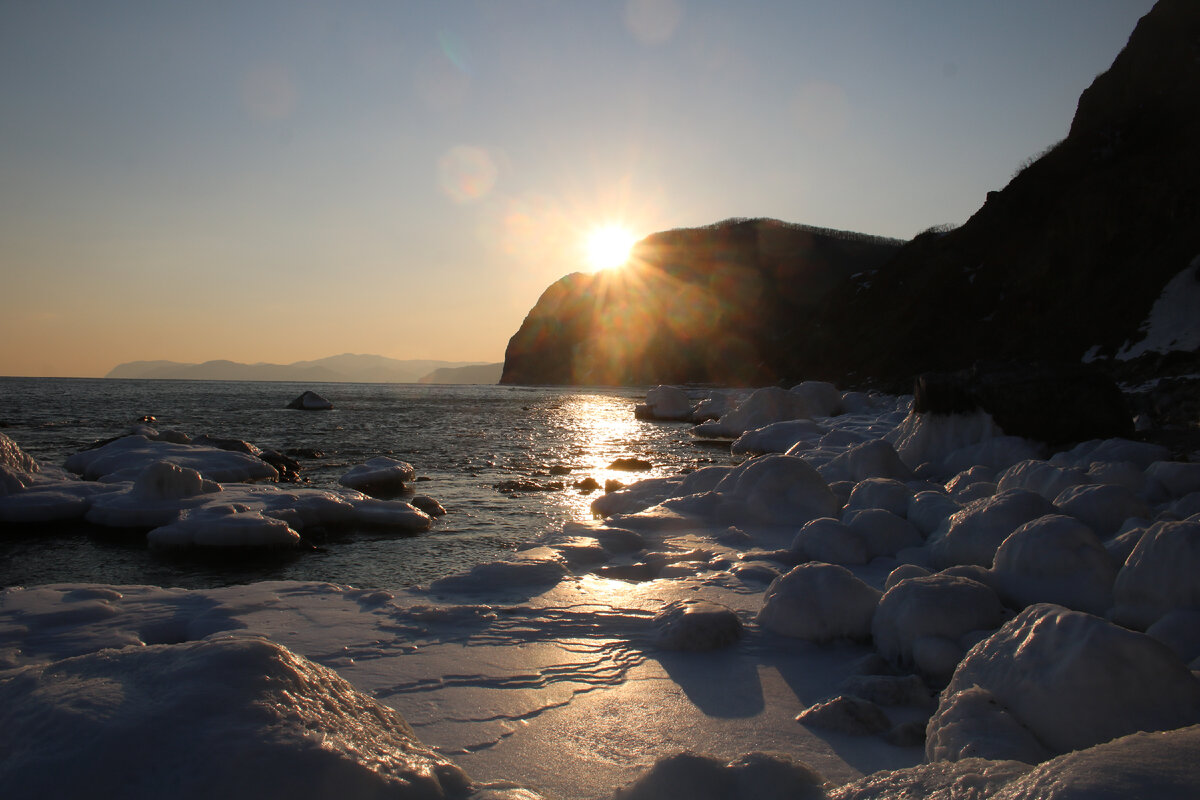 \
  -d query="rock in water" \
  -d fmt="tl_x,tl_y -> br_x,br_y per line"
286,390 -> 333,410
